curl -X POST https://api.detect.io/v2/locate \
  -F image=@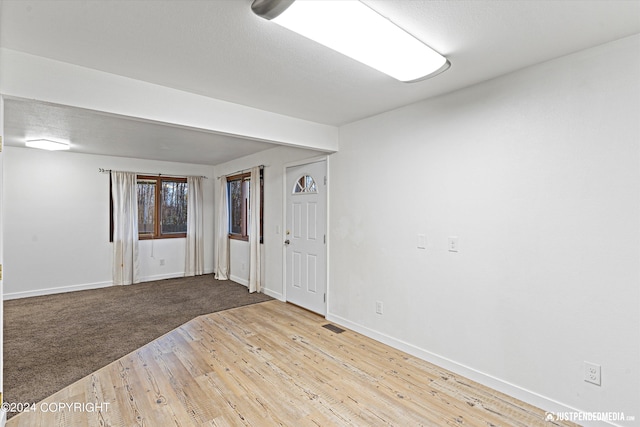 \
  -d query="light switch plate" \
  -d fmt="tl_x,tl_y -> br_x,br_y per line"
376,301 -> 383,315
448,236 -> 459,252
